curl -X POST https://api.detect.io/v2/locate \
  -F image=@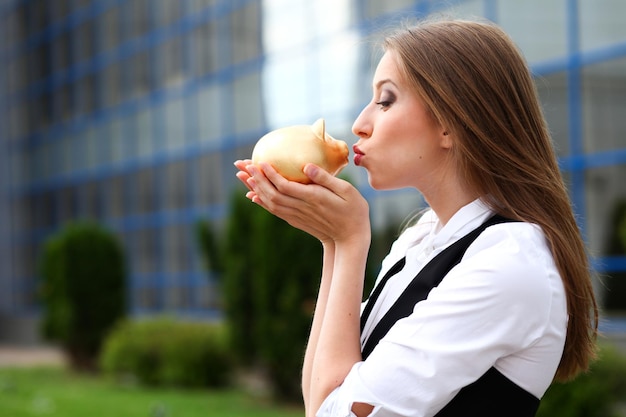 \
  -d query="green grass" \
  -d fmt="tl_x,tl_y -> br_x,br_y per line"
0,367 -> 304,417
